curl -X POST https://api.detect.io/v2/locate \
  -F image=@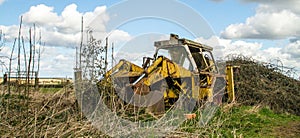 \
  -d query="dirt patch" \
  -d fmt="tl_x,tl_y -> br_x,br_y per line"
273,121 -> 300,138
